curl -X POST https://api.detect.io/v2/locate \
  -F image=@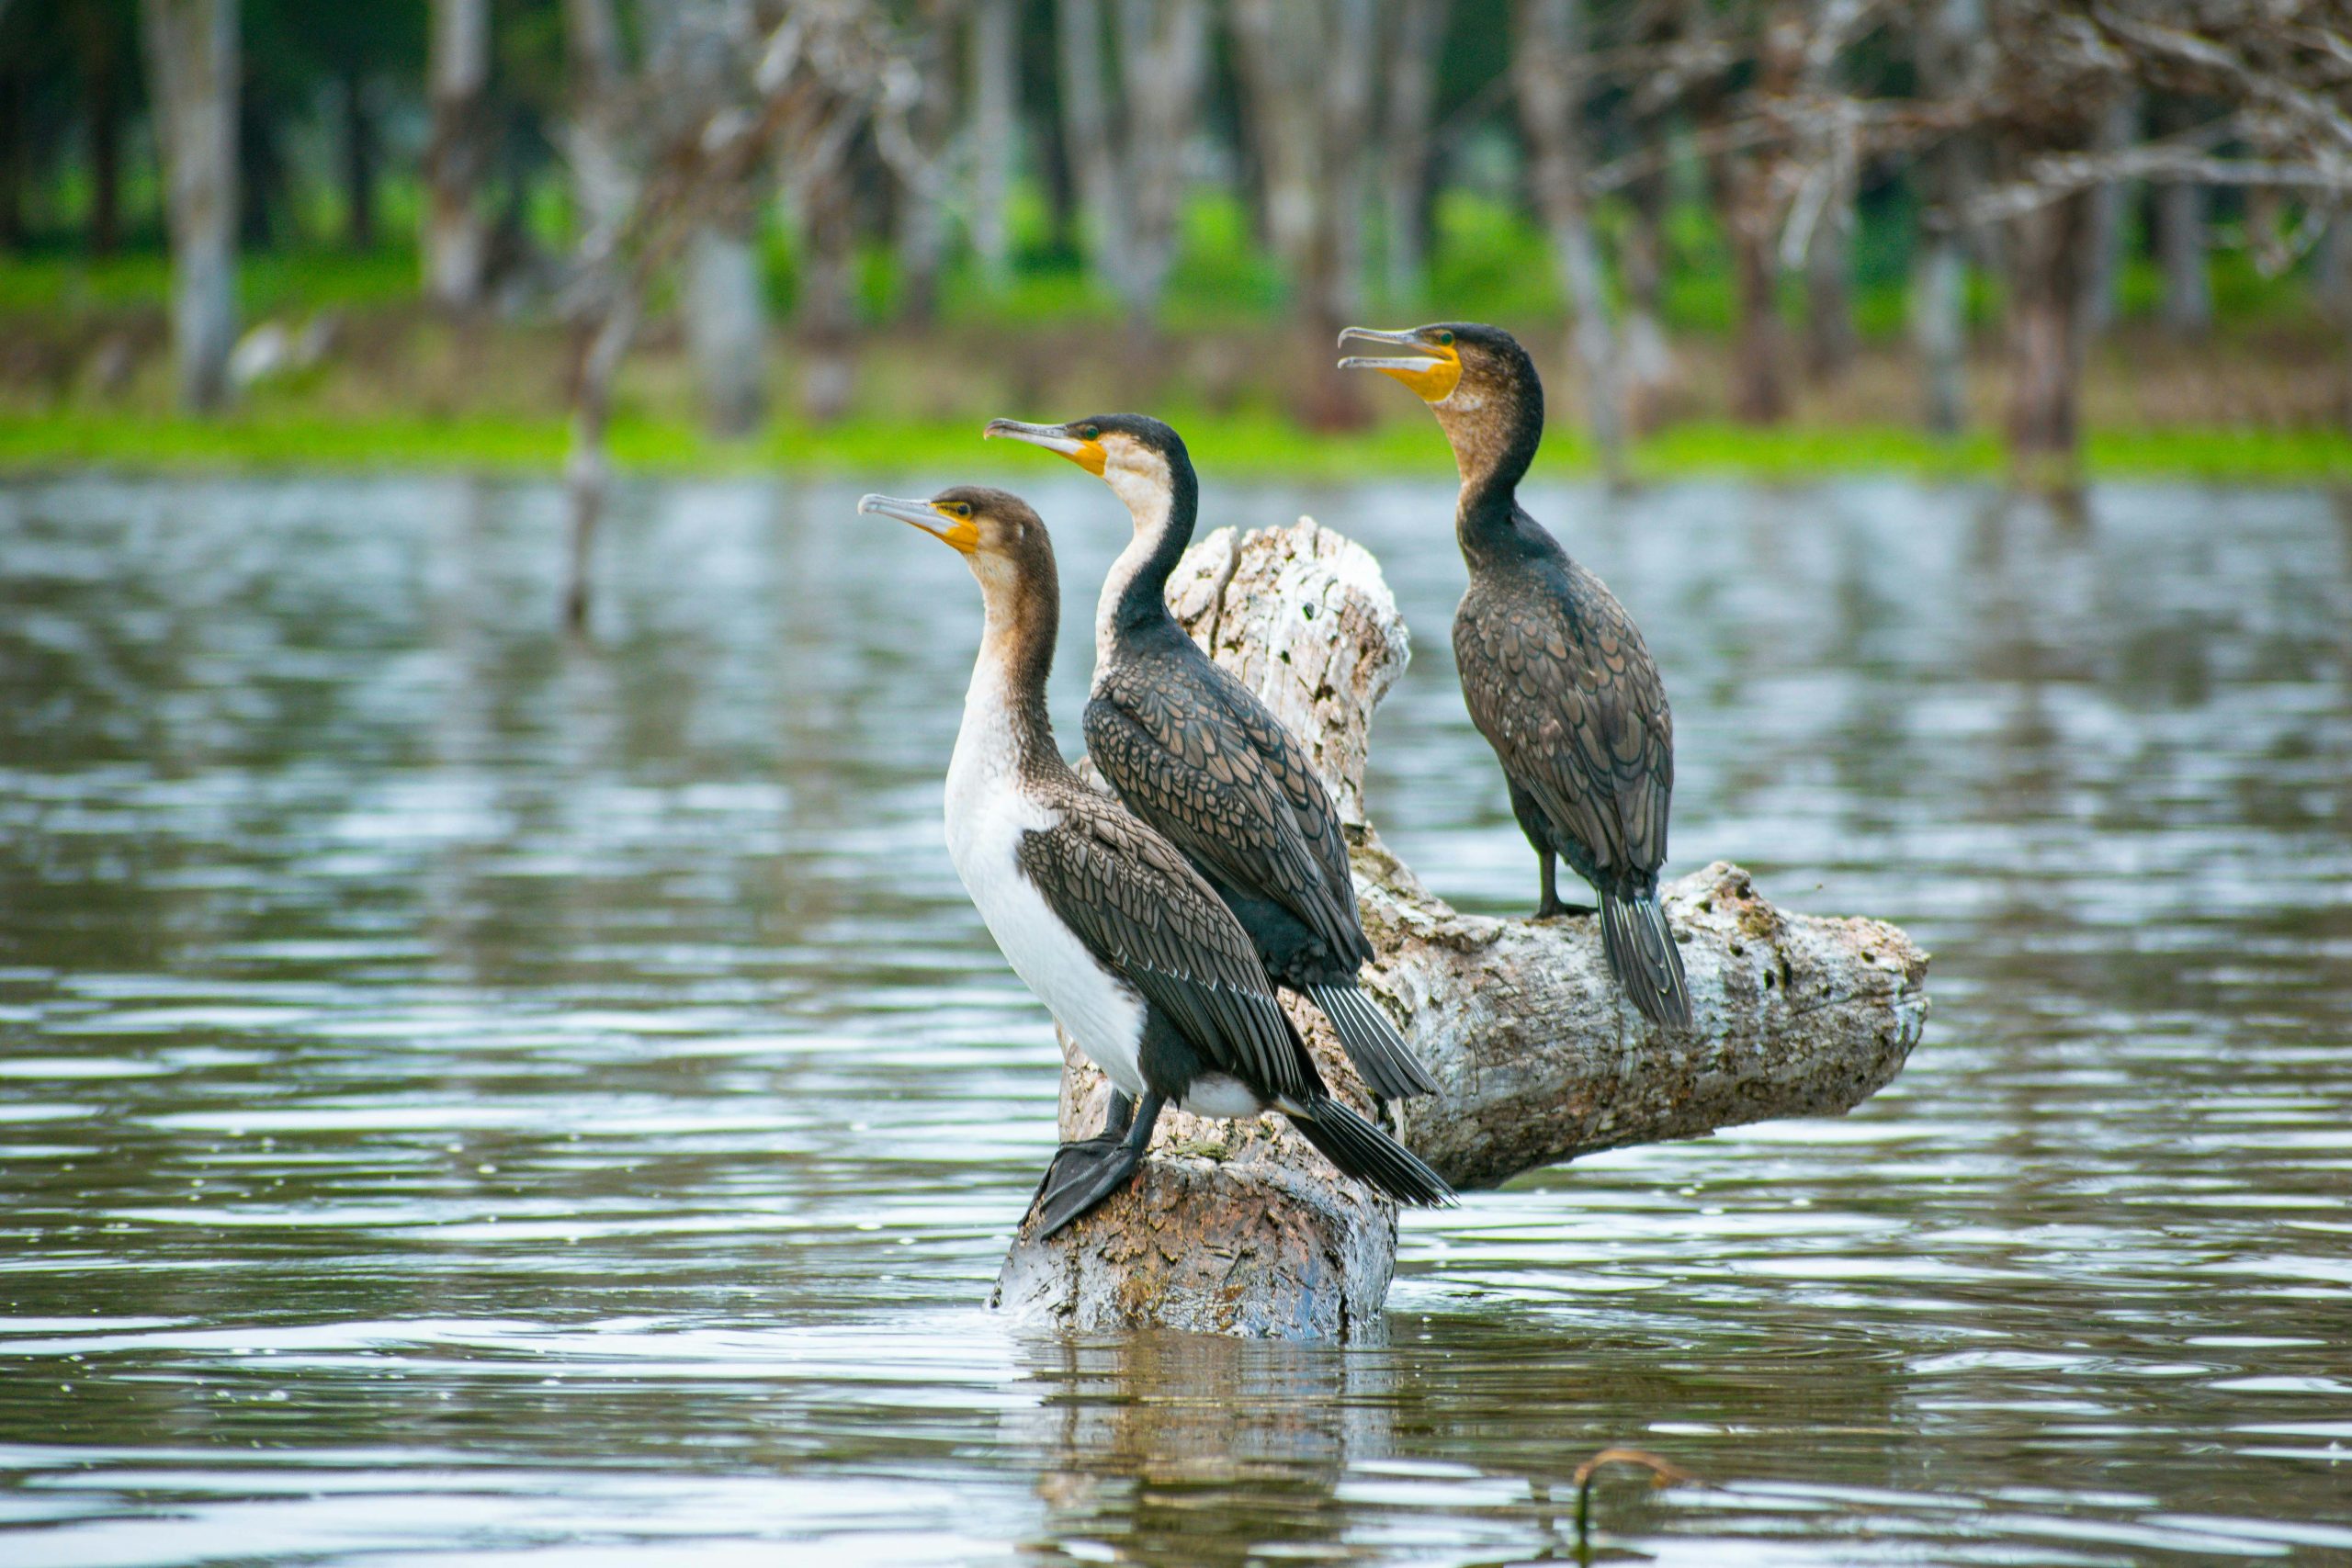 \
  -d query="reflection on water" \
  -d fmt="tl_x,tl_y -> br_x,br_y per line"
0,474 -> 2346,1565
